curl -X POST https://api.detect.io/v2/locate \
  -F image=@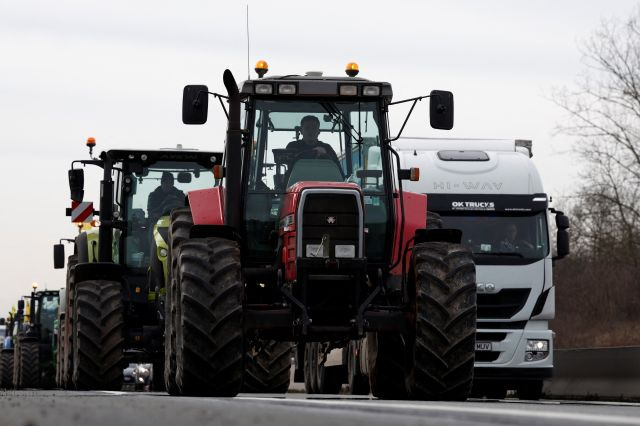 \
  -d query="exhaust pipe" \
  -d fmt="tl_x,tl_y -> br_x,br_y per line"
222,69 -> 242,231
